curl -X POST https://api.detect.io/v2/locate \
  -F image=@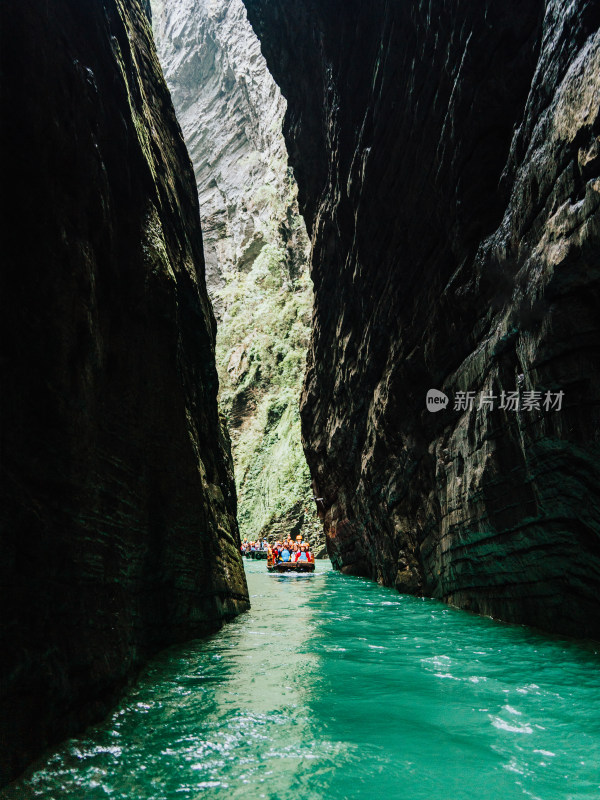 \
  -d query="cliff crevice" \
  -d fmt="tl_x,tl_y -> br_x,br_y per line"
151,0 -> 323,546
